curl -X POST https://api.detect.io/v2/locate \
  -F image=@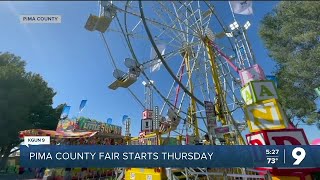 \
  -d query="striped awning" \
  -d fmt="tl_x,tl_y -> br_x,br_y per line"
19,129 -> 98,139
